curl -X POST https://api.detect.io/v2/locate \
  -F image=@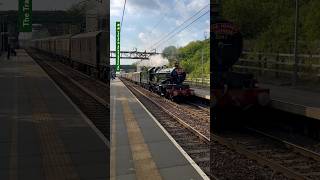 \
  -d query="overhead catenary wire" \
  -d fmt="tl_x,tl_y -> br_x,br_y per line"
148,3 -> 209,51
138,0 -> 181,51
146,0 -> 181,36
120,0 -> 127,32
153,10 -> 209,50
148,3 -> 209,50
